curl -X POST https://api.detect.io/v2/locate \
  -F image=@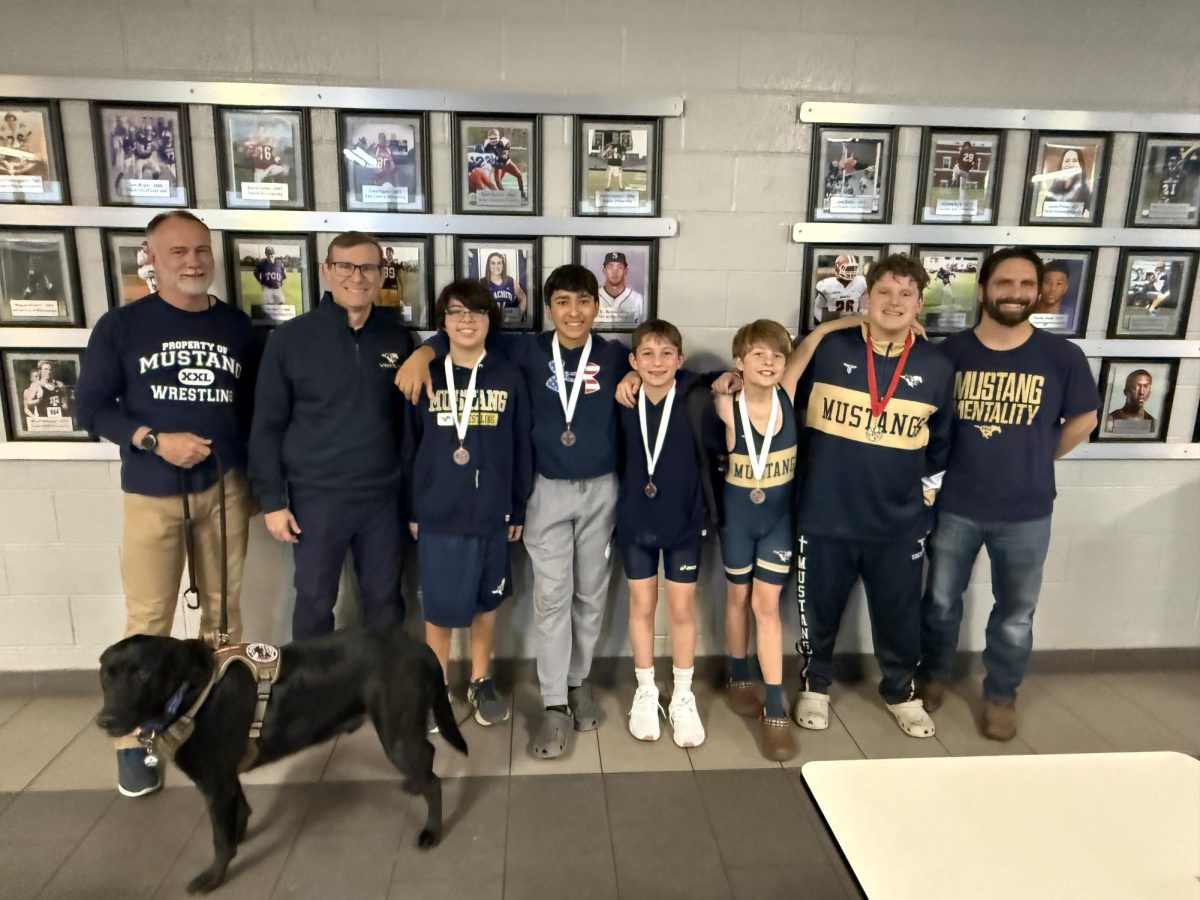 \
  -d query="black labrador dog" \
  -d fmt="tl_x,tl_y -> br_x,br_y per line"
97,626 -> 467,893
